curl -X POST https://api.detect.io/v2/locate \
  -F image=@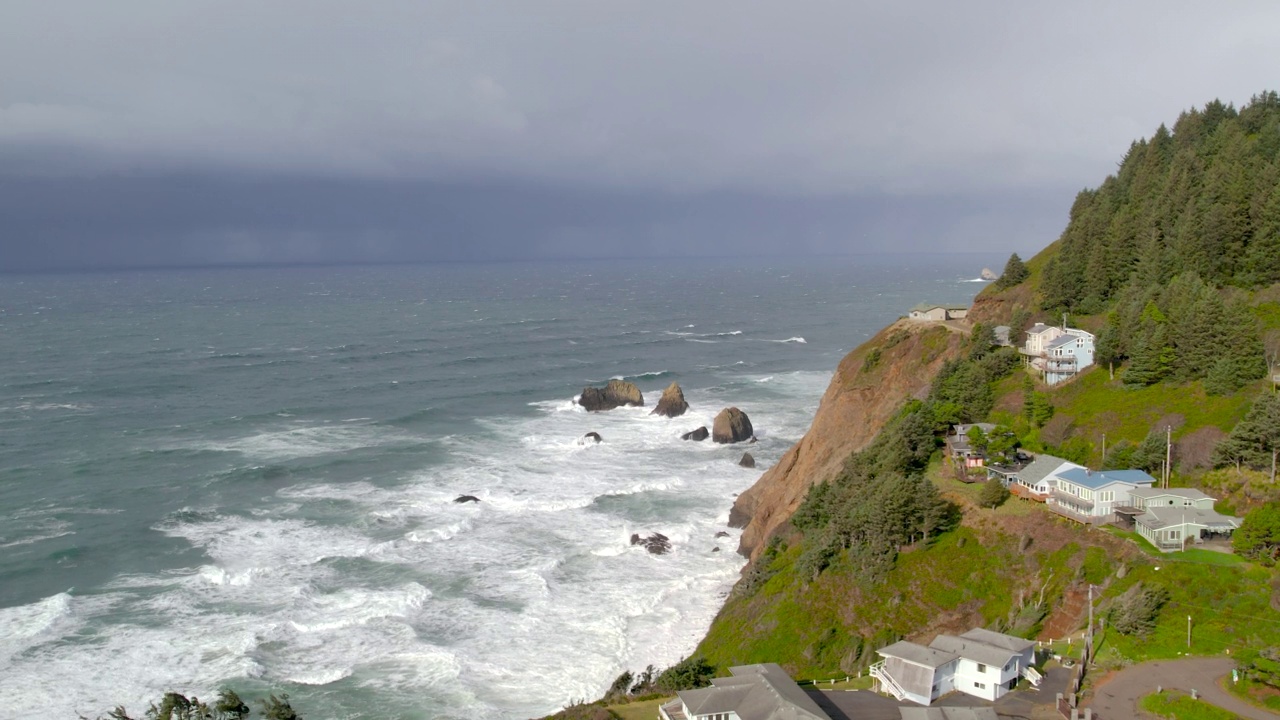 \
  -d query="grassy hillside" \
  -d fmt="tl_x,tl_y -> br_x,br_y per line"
696,457 -> 1280,681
